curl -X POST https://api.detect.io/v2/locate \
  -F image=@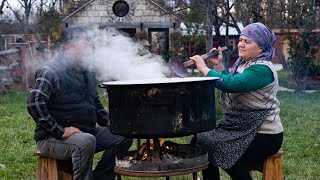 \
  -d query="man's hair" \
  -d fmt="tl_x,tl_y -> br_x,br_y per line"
61,25 -> 88,44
